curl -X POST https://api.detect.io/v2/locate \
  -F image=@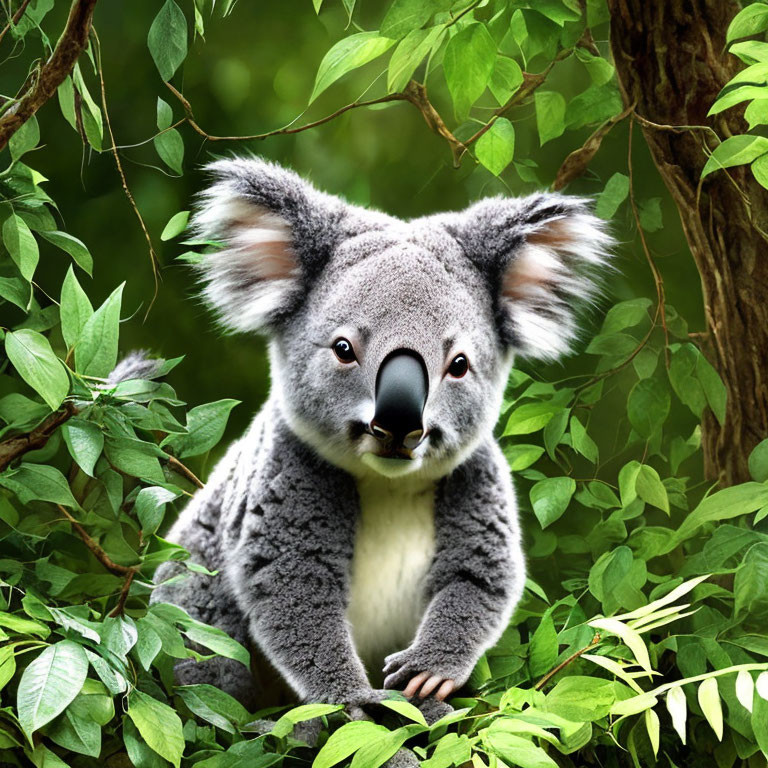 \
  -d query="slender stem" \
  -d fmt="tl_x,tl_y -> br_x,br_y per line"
56,504 -> 136,576
627,118 -> 670,364
0,402 -> 77,472
167,455 -> 204,489
0,0 -> 32,46
93,29 -> 160,320
534,633 -> 602,691
0,0 -> 98,151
